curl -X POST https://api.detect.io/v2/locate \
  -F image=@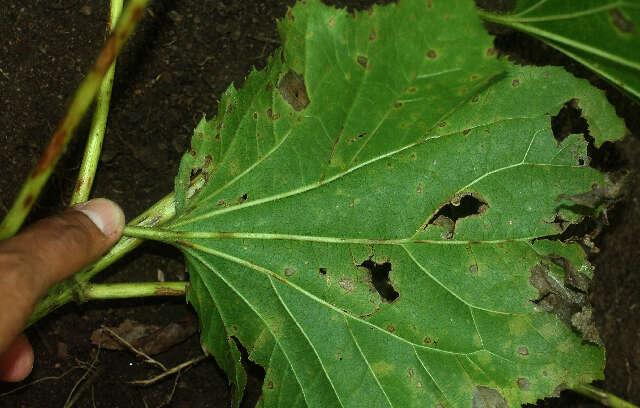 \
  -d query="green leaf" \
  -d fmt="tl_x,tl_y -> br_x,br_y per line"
167,1 -> 626,406
479,0 -> 640,103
